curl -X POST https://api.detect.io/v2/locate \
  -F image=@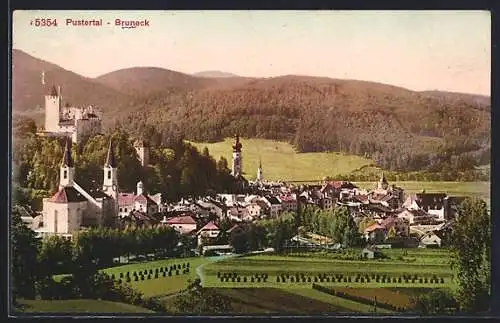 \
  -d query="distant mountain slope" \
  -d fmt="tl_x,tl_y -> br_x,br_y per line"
12,49 -> 490,172
95,67 -> 214,95
193,70 -> 240,78
12,49 -> 131,123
